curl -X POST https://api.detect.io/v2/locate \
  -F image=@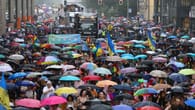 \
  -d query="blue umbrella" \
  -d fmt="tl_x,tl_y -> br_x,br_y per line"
0,104 -> 6,110
115,50 -> 126,53
133,44 -> 145,48
185,99 -> 195,108
135,54 -> 147,59
168,61 -> 185,68
59,75 -> 80,81
121,54 -> 134,57
112,104 -> 133,110
169,73 -> 188,83
181,35 -> 190,39
8,72 -> 27,80
168,35 -> 177,39
121,56 -> 135,60
186,53 -> 195,57
16,80 -> 35,86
